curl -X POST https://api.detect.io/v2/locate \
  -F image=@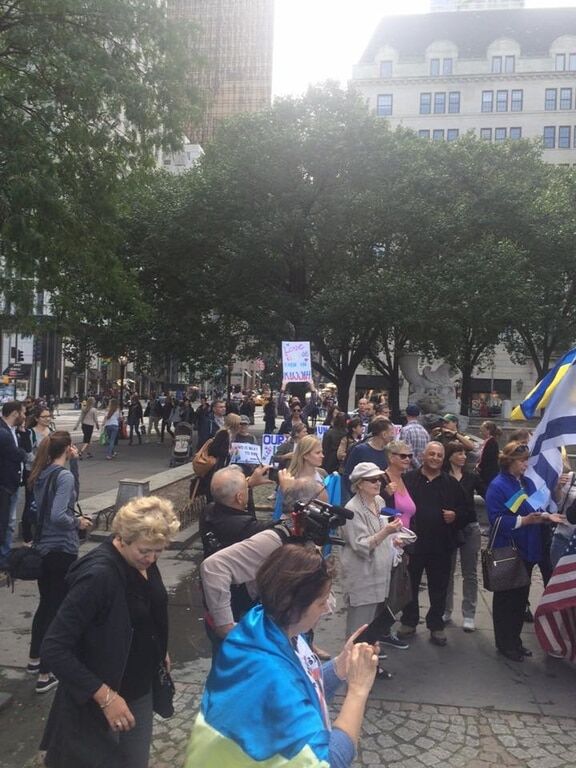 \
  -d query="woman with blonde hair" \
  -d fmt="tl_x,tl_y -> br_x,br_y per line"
40,495 -> 179,768
75,396 -> 99,459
